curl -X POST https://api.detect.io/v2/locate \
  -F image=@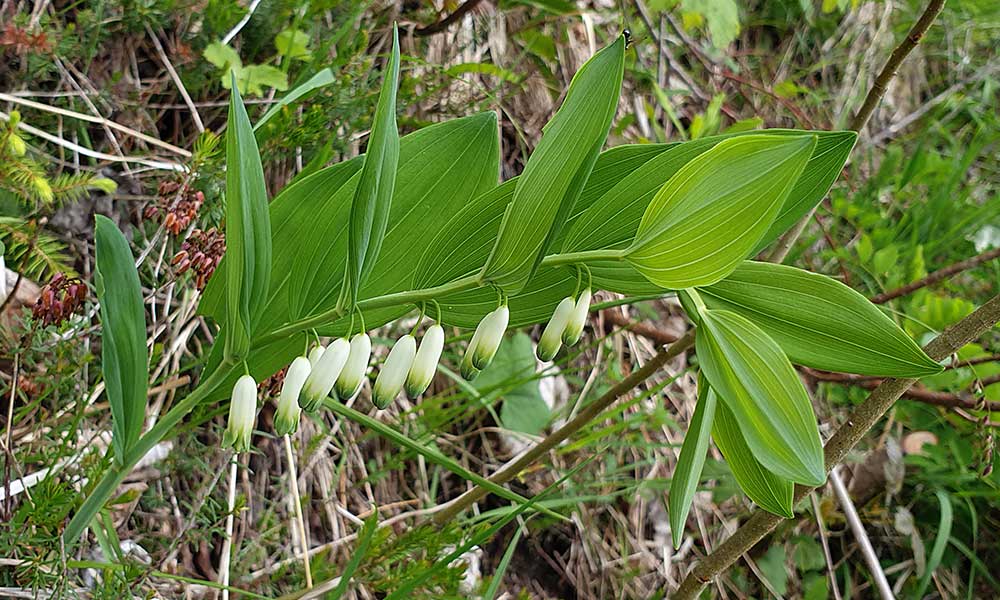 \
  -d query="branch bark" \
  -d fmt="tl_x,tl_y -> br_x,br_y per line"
673,293 -> 1000,599
870,247 -> 1000,304
804,368 -> 1000,411
847,0 -> 947,132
